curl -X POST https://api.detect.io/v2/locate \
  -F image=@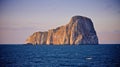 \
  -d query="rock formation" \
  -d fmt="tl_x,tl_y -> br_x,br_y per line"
25,16 -> 98,45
